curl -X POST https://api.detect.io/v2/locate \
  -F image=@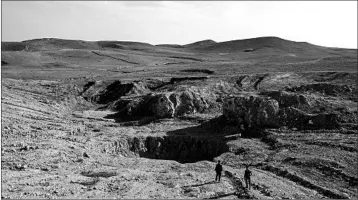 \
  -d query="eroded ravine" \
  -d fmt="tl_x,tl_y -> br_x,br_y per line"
2,73 -> 357,199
